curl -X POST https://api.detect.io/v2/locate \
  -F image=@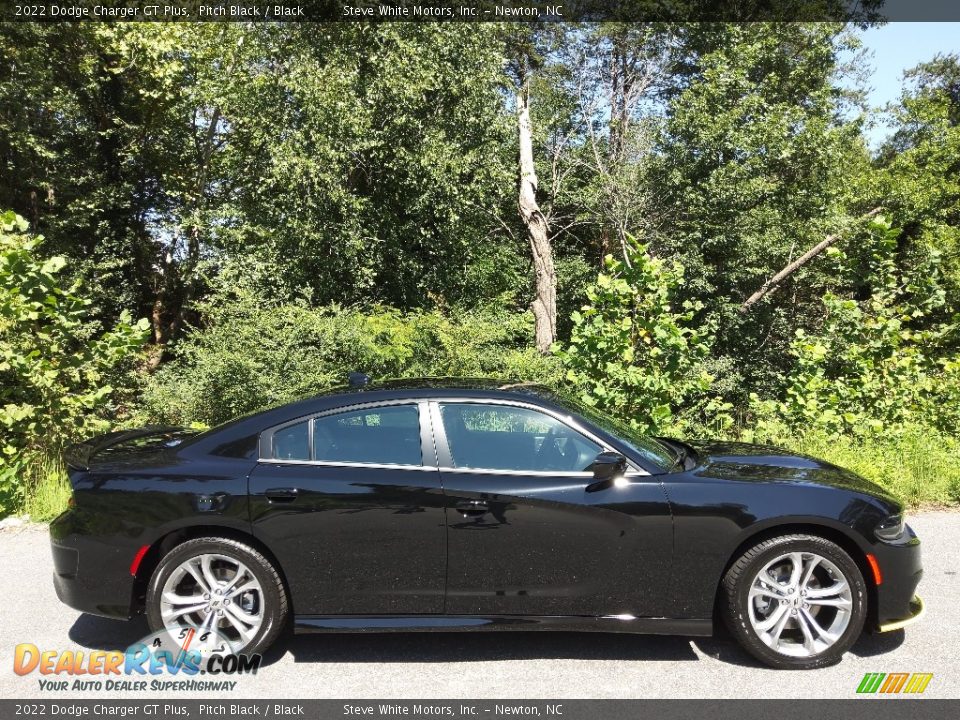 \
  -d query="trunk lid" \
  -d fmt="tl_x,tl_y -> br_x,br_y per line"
64,426 -> 197,470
